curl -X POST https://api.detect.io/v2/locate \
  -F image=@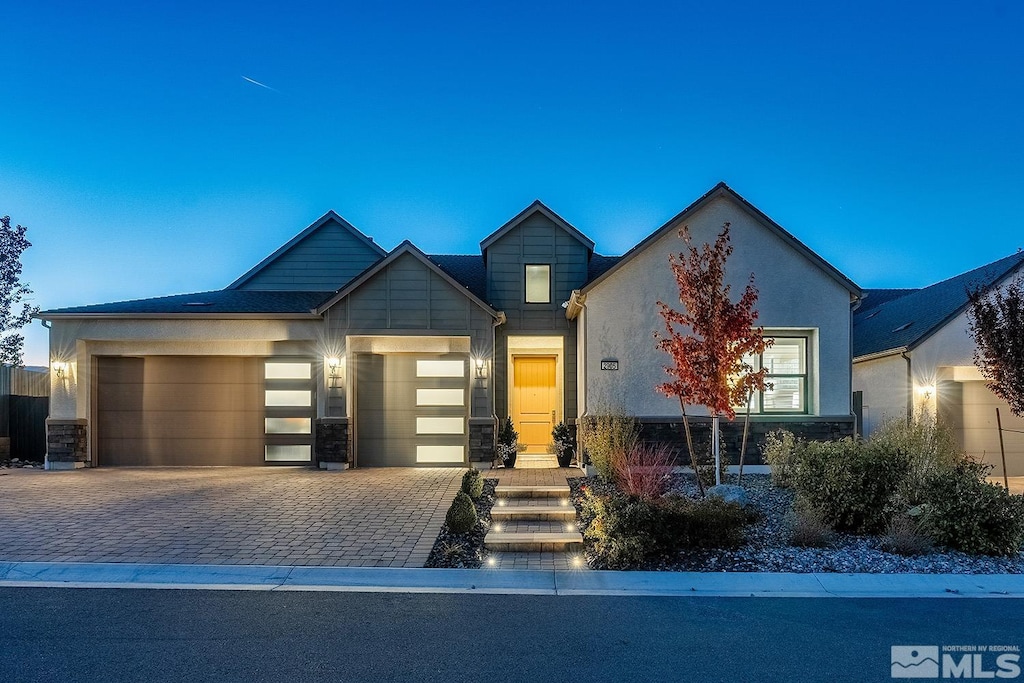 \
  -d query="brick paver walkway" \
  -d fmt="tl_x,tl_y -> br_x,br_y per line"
0,467 -> 462,567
